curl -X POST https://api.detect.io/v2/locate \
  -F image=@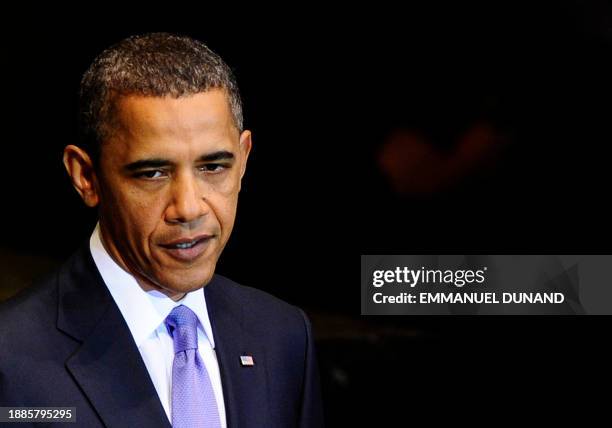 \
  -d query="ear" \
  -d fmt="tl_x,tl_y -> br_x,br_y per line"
63,145 -> 100,207
238,130 -> 252,187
